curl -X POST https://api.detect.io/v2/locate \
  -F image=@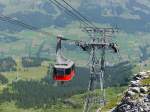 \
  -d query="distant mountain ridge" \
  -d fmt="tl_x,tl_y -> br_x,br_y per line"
0,0 -> 150,32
